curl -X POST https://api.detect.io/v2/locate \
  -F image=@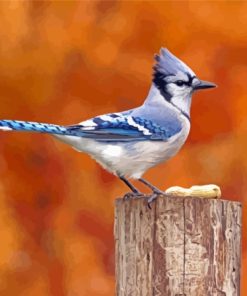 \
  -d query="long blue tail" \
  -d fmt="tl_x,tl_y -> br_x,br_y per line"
0,119 -> 84,137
